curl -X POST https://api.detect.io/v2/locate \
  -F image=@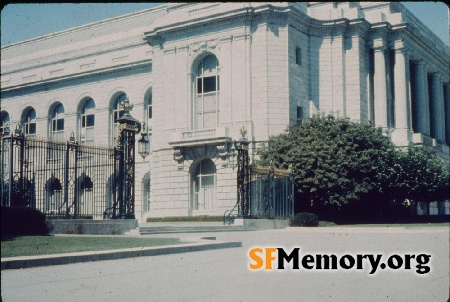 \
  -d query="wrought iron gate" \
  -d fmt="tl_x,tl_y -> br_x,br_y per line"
249,166 -> 295,219
1,129 -> 118,219
224,164 -> 295,224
